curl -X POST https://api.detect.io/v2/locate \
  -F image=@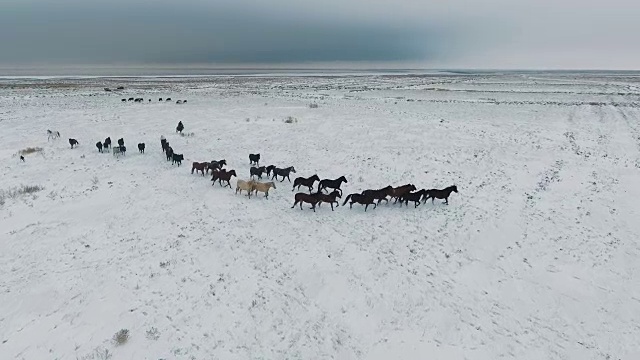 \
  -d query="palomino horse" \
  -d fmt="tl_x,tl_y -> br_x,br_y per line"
236,179 -> 257,197
252,181 -> 277,199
